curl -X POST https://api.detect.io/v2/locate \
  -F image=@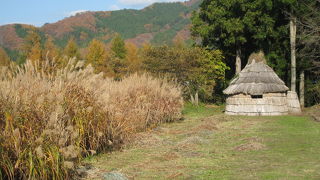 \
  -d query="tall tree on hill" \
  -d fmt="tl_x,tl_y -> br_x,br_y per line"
43,35 -> 60,61
0,47 -> 11,66
110,34 -> 127,59
125,42 -> 142,73
191,0 -> 275,75
86,39 -> 107,72
64,38 -> 81,60
23,28 -> 42,62
109,34 -> 128,78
